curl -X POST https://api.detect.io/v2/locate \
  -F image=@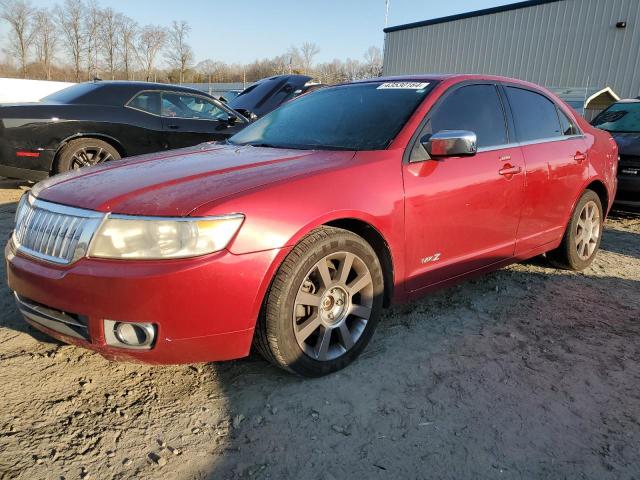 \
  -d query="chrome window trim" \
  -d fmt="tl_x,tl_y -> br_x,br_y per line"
476,134 -> 585,153
476,142 -> 521,153
517,134 -> 585,148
